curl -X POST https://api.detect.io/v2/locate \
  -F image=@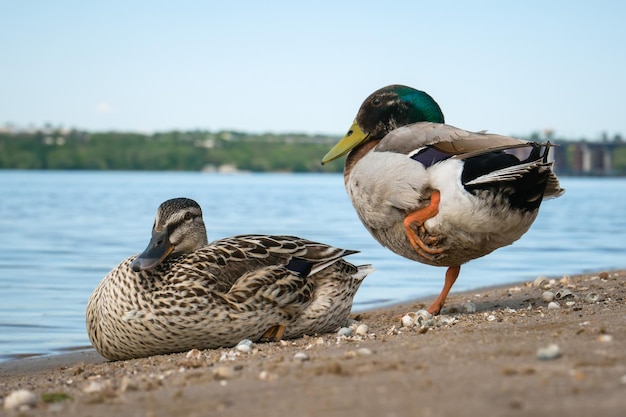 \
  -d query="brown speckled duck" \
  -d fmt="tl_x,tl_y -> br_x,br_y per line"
322,85 -> 564,315
86,197 -> 372,360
